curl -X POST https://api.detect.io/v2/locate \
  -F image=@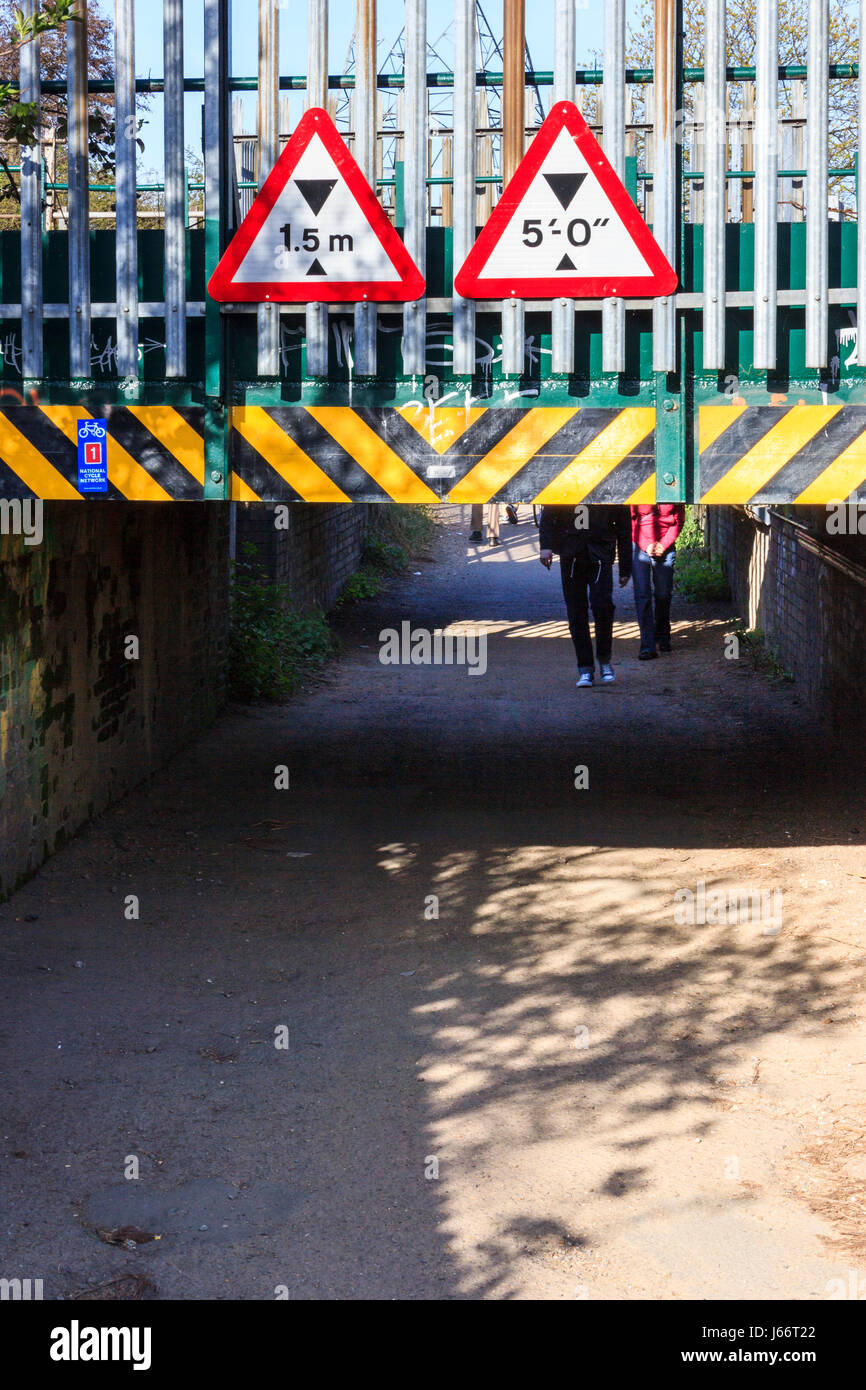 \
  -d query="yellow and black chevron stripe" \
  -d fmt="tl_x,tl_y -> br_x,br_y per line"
699,405 -> 866,503
0,405 -> 204,501
0,403 -> 865,503
231,404 -> 657,504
